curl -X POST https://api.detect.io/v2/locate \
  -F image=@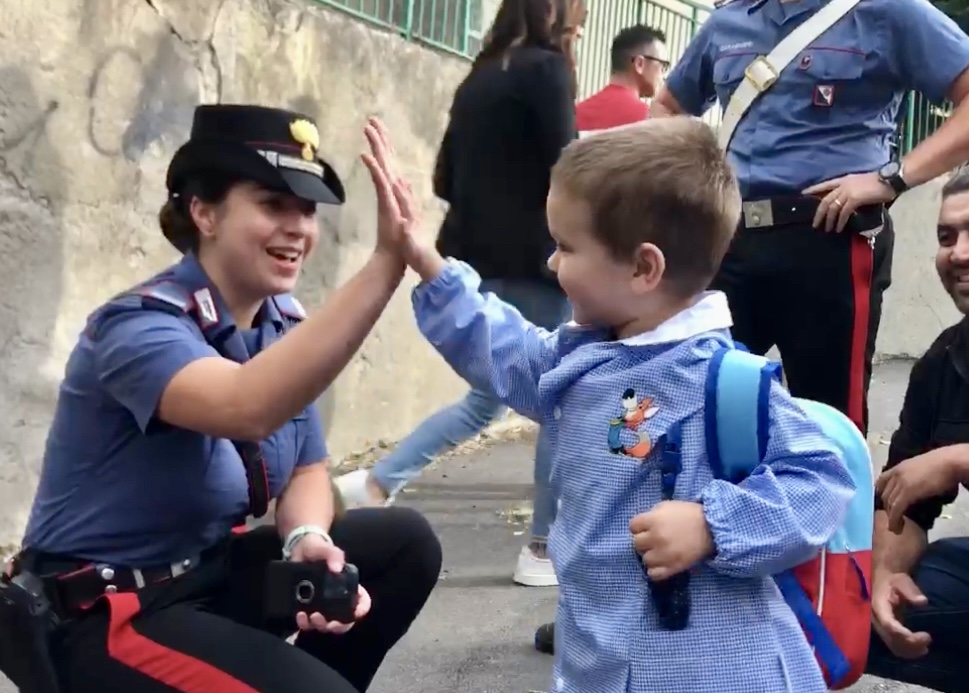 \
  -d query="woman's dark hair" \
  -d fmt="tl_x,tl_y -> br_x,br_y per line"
474,0 -> 587,96
158,171 -> 243,253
